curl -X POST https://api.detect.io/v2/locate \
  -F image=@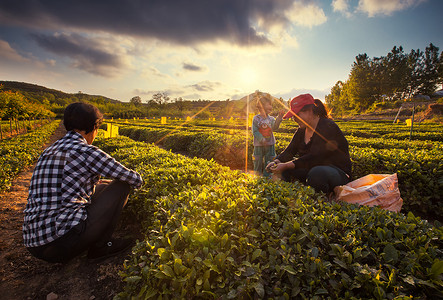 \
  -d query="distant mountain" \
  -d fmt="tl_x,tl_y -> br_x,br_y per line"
0,81 -> 121,104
